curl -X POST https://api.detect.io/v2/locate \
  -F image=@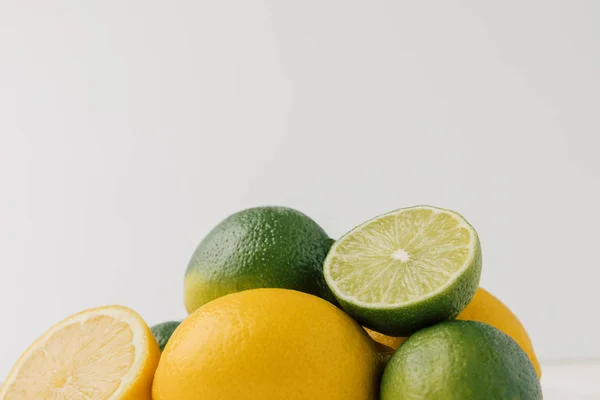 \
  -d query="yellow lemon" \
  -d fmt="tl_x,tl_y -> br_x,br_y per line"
364,288 -> 541,378
364,327 -> 406,350
153,288 -> 382,400
0,305 -> 160,400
